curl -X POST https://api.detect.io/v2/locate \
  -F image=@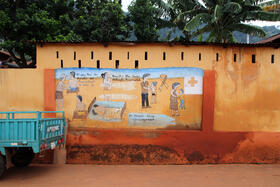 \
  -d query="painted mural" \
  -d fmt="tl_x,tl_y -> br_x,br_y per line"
55,67 -> 204,130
